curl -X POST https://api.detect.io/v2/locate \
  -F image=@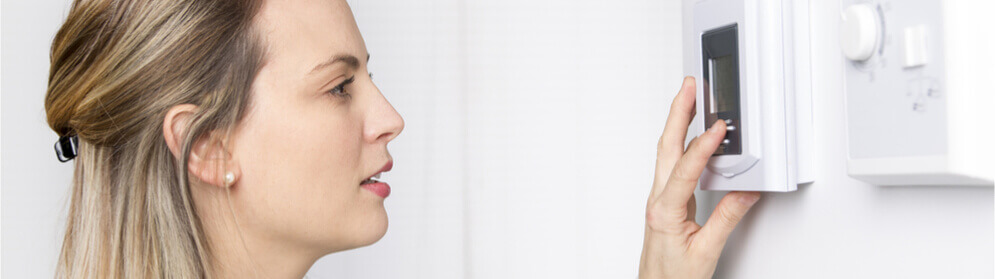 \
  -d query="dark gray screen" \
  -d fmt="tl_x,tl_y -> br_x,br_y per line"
701,23 -> 741,155
710,55 -> 737,113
